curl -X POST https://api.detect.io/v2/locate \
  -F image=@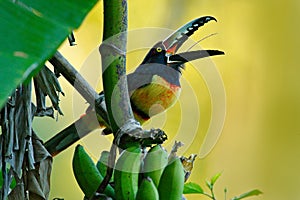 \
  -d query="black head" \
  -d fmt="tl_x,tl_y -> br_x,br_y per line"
140,16 -> 224,73
140,42 -> 167,65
